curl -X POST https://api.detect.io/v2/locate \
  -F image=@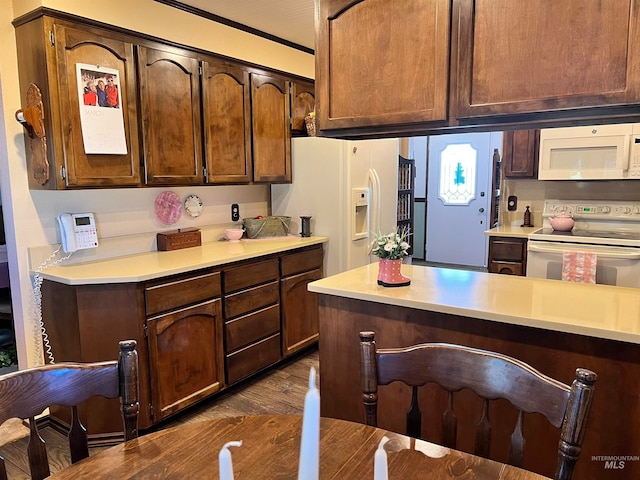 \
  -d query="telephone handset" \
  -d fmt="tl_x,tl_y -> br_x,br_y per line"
56,213 -> 99,253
